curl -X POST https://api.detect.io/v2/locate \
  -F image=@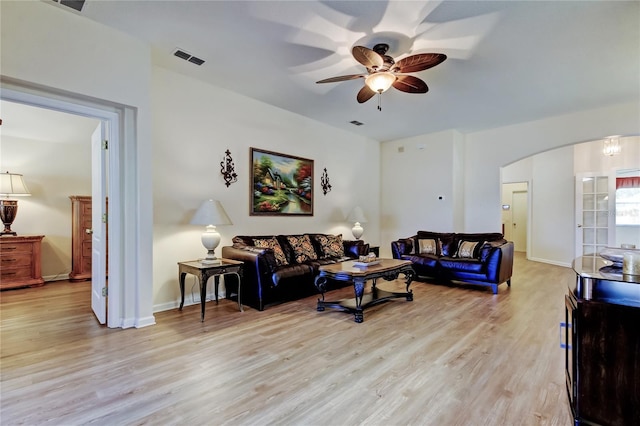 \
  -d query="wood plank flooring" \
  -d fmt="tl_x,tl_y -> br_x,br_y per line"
0,253 -> 575,425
